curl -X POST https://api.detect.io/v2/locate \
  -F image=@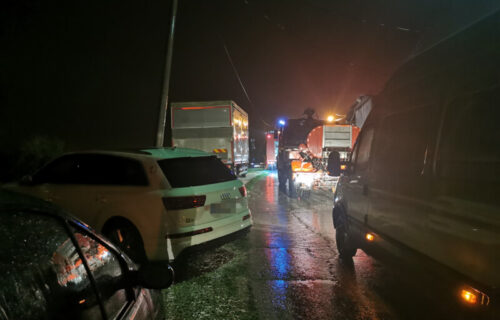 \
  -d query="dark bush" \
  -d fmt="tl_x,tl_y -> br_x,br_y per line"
0,135 -> 65,182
